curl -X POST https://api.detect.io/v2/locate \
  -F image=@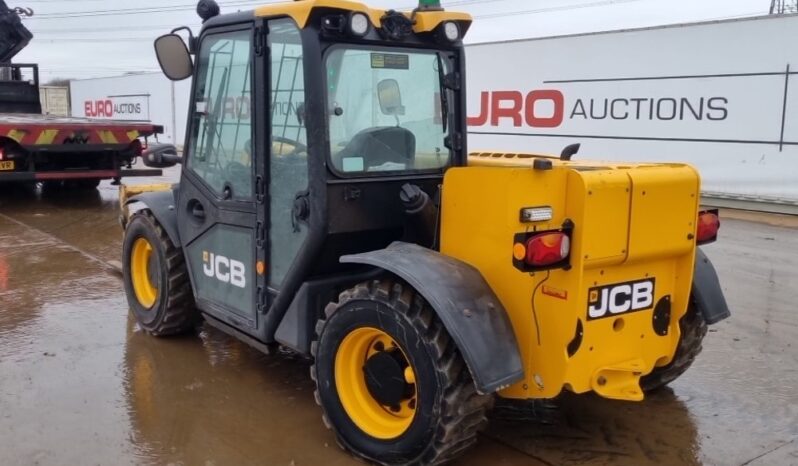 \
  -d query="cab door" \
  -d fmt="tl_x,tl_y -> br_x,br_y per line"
176,24 -> 260,329
264,18 -> 310,293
